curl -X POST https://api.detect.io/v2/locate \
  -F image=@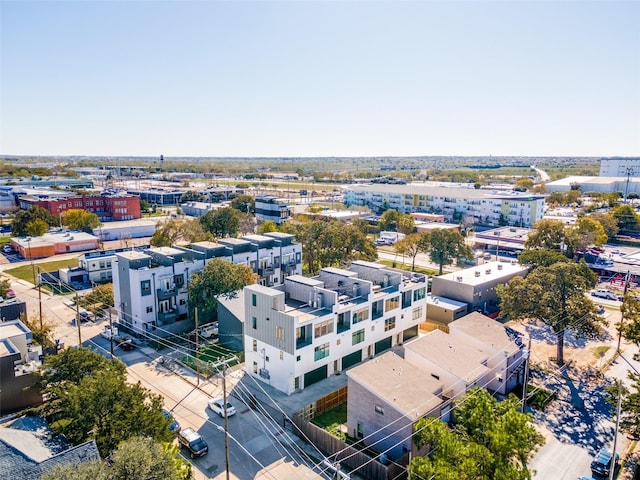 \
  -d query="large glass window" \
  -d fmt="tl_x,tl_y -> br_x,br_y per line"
412,307 -> 423,321
414,287 -> 426,301
352,307 -> 369,324
352,329 -> 365,345
385,296 -> 399,312
314,320 -> 334,338
314,343 -> 330,361
141,280 -> 151,296
385,317 -> 396,331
